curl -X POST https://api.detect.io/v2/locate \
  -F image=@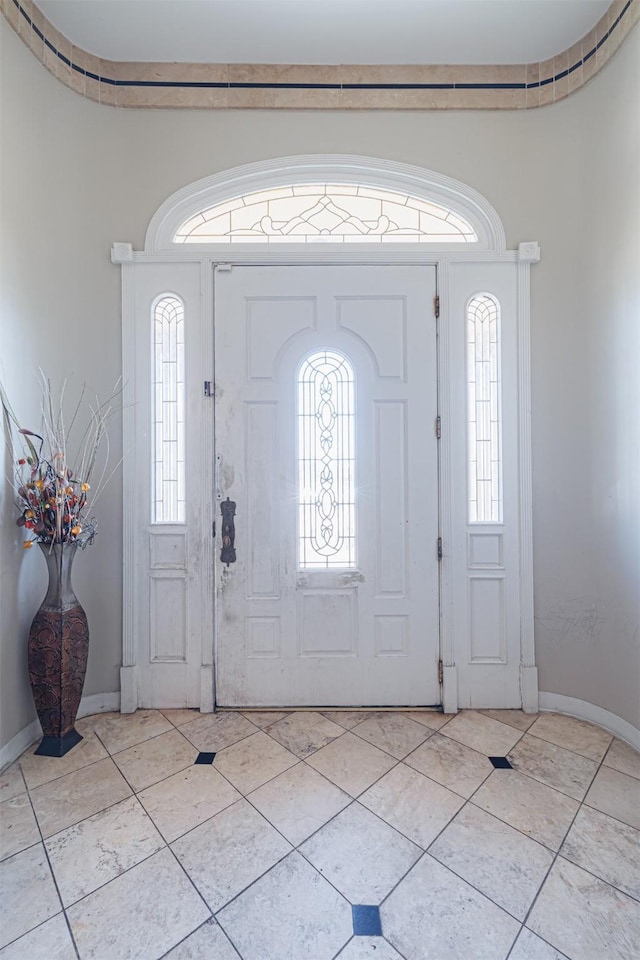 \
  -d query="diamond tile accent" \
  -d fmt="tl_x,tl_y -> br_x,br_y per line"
194,752 -> 216,764
352,905 -> 382,936
489,756 -> 513,768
